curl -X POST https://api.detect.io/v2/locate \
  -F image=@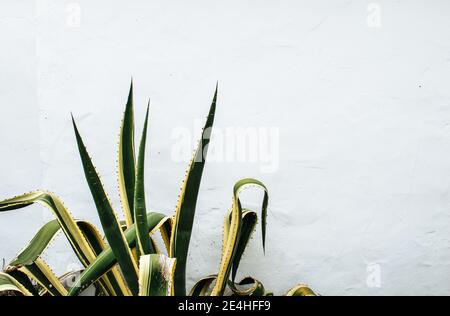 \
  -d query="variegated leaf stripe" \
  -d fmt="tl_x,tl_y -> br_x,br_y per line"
189,275 -> 217,296
0,192 -> 97,268
231,210 -> 258,282
228,276 -> 265,296
68,212 -> 171,296
4,269 -> 40,296
0,195 -> 128,296
72,115 -> 139,294
169,85 -> 217,295
134,104 -> 154,255
75,221 -> 129,296
286,284 -> 316,296
118,82 -> 136,229
0,272 -> 33,296
190,275 -> 266,296
138,254 -> 176,296
211,178 -> 268,296
19,258 -> 67,296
